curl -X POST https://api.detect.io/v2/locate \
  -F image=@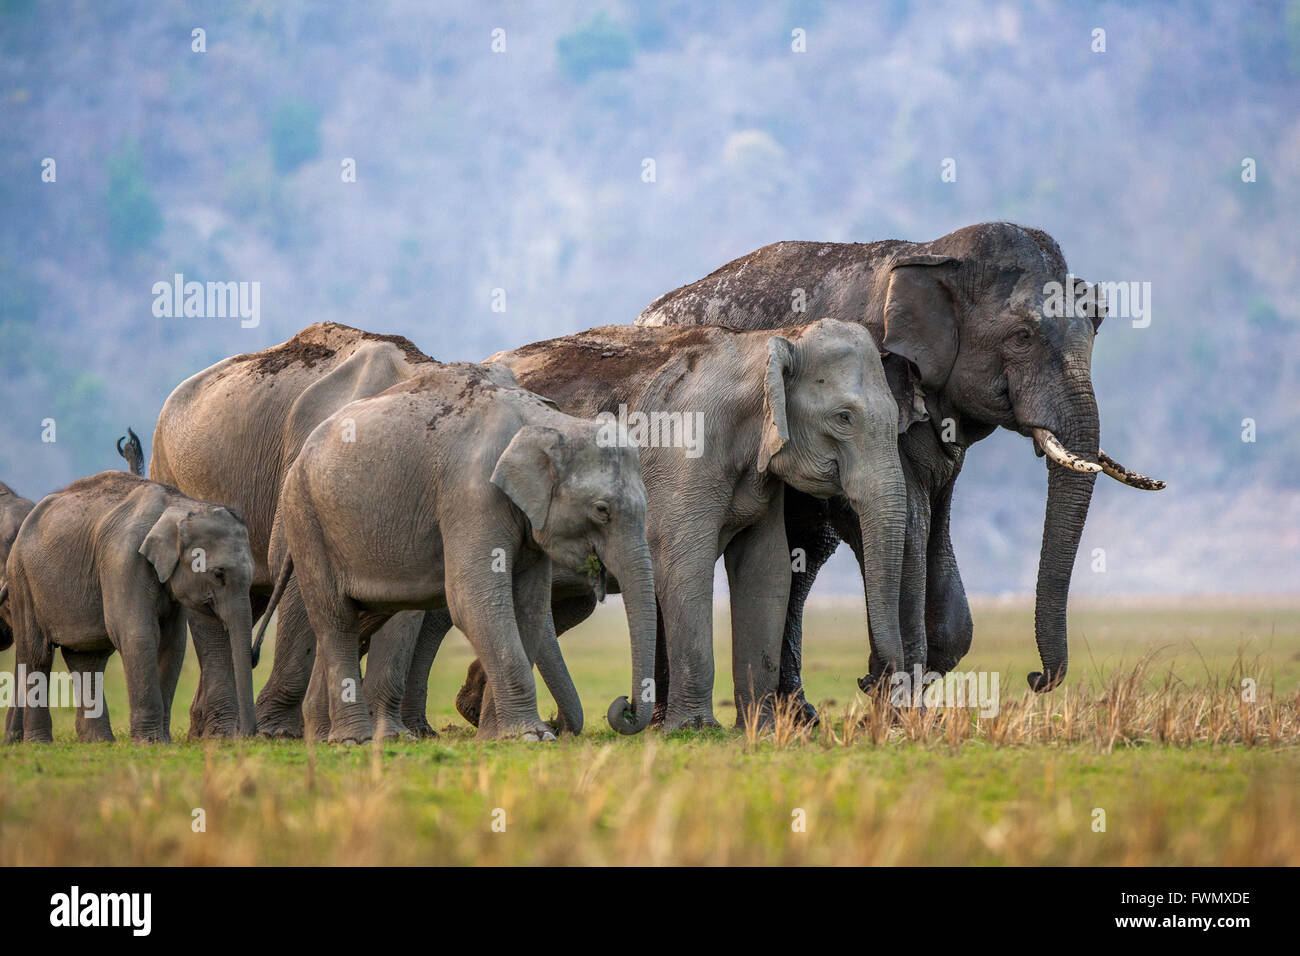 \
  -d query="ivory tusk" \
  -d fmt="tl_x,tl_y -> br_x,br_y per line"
1031,428 -> 1102,474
